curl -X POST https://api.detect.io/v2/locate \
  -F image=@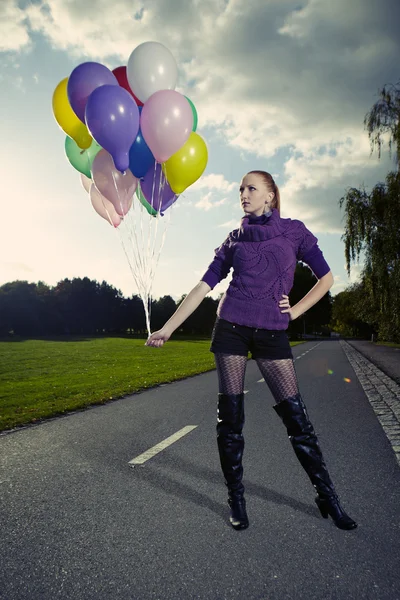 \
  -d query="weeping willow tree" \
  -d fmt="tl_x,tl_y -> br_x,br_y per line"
339,81 -> 400,342
363,80 -> 400,165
